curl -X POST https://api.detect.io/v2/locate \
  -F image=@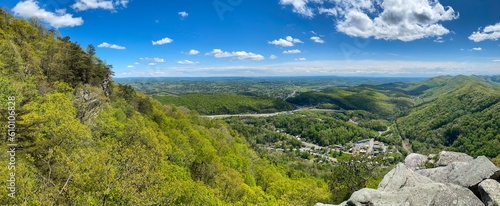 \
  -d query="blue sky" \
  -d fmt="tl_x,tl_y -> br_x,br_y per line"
3,0 -> 500,77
